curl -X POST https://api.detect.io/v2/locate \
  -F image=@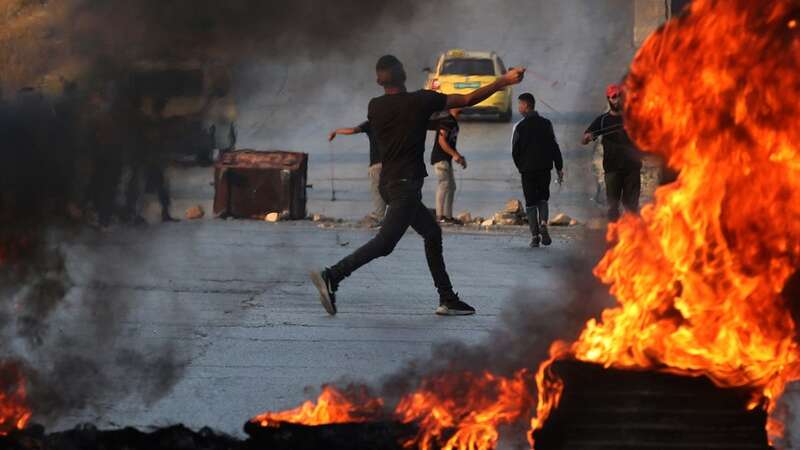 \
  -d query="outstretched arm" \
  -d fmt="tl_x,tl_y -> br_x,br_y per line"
445,67 -> 525,109
328,126 -> 363,142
